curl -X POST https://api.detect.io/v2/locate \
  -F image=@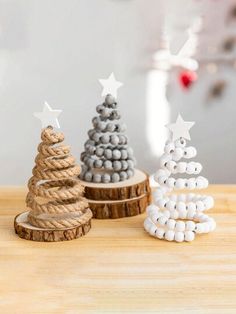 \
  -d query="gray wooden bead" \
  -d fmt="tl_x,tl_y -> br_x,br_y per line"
96,104 -> 104,113
118,135 -> 126,145
88,129 -> 95,138
101,108 -> 110,118
94,159 -> 103,168
101,173 -> 111,183
105,94 -> 116,105
119,123 -> 127,132
121,160 -> 128,170
113,160 -> 122,171
104,160 -> 113,170
101,134 -> 110,144
106,123 -> 116,132
87,158 -> 95,168
93,173 -> 102,183
127,159 -> 134,169
110,135 -> 119,146
112,149 -> 121,160
95,147 -> 104,157
84,171 -> 93,182
111,173 -> 120,183
121,149 -> 128,160
80,151 -> 86,161
127,147 -> 134,157
92,117 -> 99,126
92,132 -> 101,142
87,145 -> 96,154
85,140 -> 95,148
104,149 -> 112,159
96,121 -> 106,131
120,171 -> 128,181
127,169 -> 134,178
